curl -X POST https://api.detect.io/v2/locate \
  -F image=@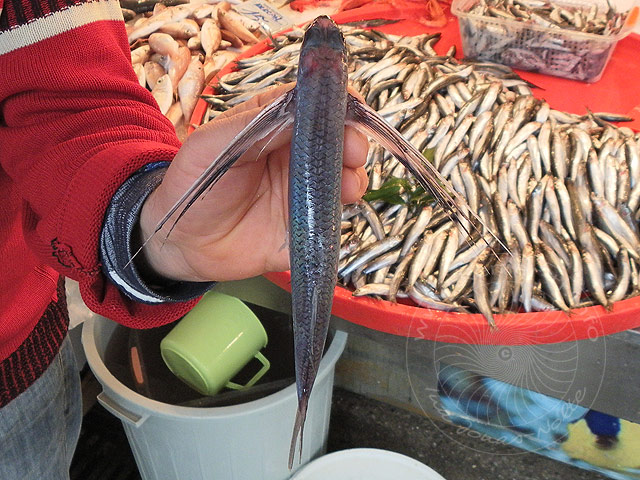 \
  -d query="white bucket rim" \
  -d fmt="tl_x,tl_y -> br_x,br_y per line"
82,315 -> 347,420
290,448 -> 447,479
